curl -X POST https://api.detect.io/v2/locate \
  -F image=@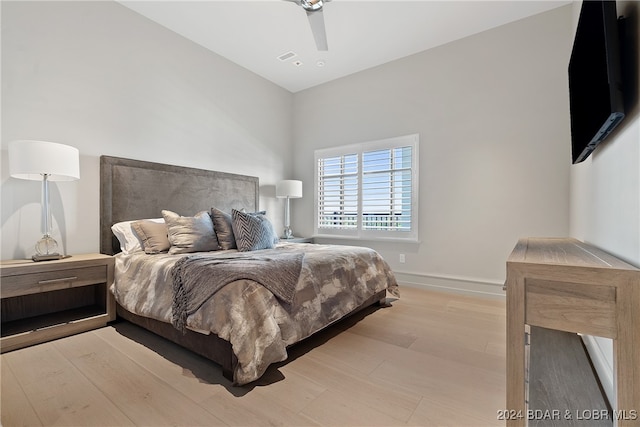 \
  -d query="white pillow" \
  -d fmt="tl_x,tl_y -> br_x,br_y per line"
111,218 -> 164,254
